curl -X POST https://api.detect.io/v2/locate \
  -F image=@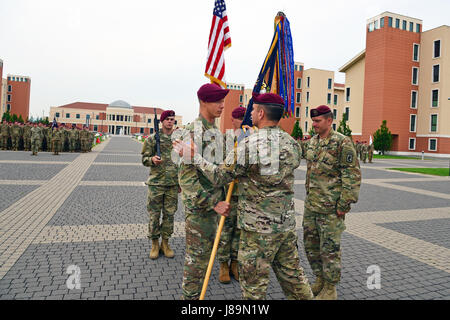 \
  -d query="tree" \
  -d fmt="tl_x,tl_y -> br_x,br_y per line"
18,115 -> 24,123
373,120 -> 393,155
11,114 -> 18,123
291,120 -> 303,140
337,113 -> 352,137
